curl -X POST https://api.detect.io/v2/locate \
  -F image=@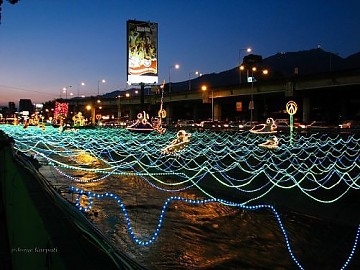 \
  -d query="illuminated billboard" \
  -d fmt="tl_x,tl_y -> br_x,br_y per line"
127,20 -> 158,84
